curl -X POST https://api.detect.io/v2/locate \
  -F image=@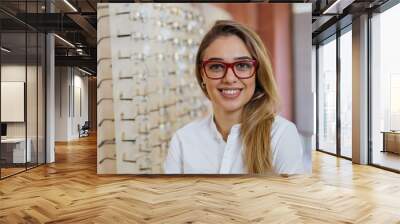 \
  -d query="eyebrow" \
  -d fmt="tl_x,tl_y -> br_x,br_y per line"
206,56 -> 253,61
